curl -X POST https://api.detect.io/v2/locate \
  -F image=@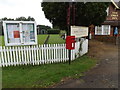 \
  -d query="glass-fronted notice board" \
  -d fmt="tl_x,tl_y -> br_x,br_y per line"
3,21 -> 37,46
